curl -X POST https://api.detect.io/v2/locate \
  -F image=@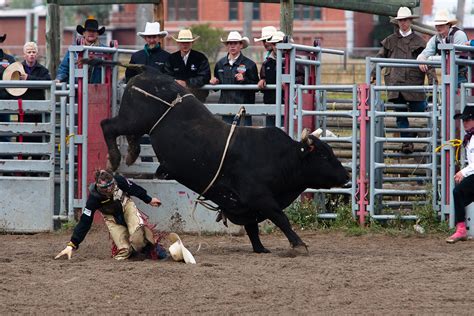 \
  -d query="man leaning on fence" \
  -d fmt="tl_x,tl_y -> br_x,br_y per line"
417,9 -> 468,87
55,18 -> 106,84
371,7 -> 437,154
164,29 -> 210,103
210,31 -> 259,126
